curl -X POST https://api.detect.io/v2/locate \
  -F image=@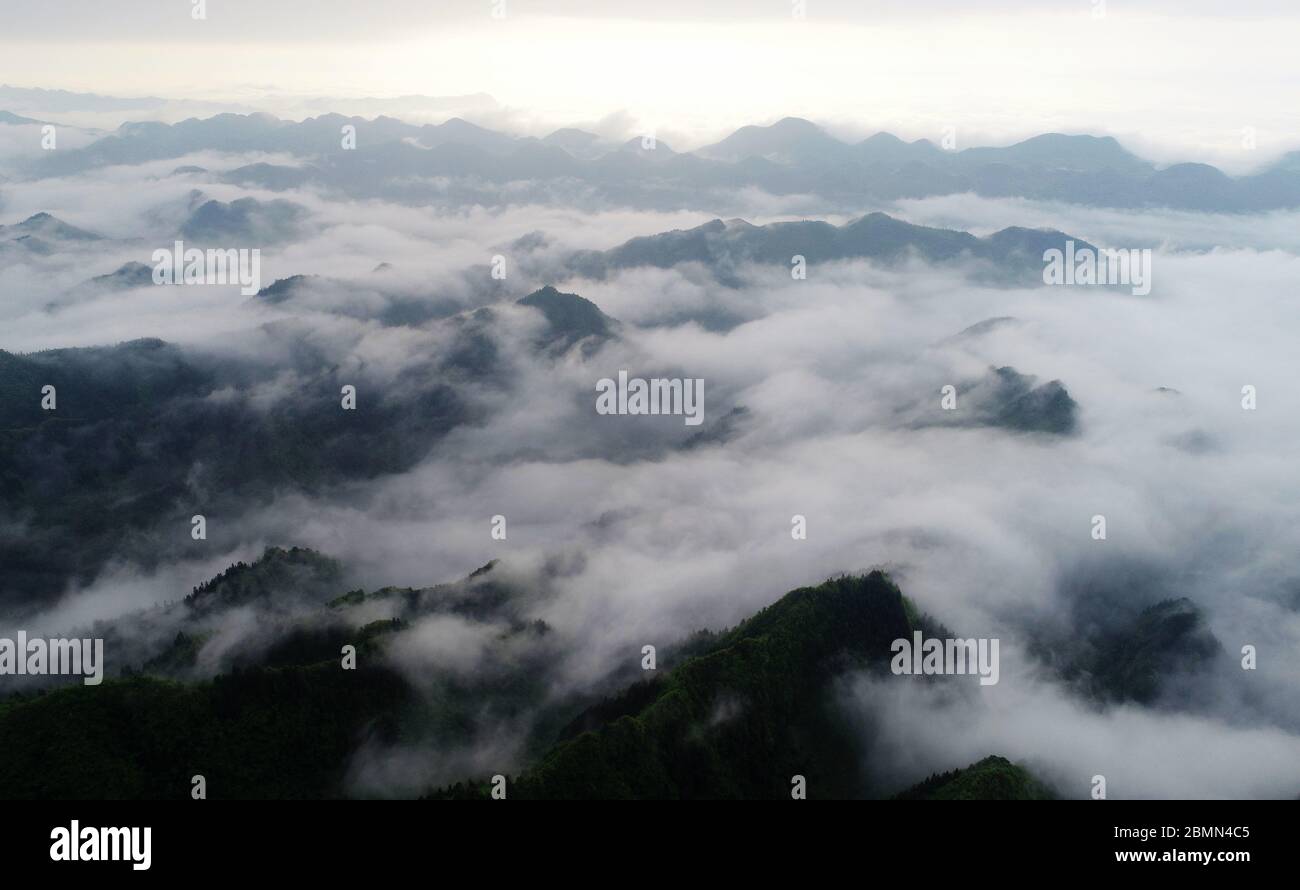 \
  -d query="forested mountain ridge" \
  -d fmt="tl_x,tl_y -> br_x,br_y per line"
0,551 -> 1053,799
